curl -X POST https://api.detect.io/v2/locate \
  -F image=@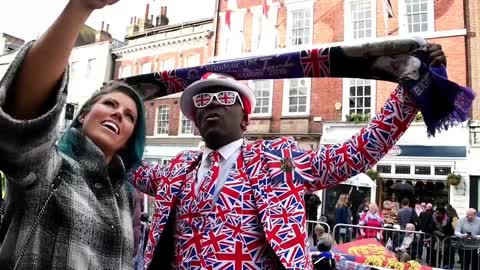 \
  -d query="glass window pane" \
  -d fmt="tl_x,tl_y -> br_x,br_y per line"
365,98 -> 371,107
365,86 -> 371,95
